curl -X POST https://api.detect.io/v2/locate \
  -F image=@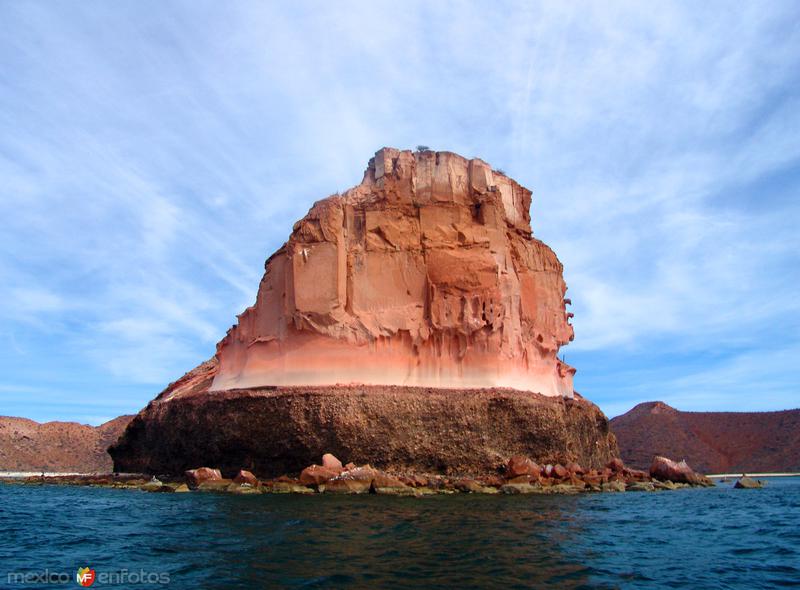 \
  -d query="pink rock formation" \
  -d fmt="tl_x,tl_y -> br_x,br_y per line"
506,455 -> 540,478
321,453 -> 343,472
210,148 -> 575,397
233,470 -> 259,486
184,467 -> 222,488
649,456 -> 712,486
